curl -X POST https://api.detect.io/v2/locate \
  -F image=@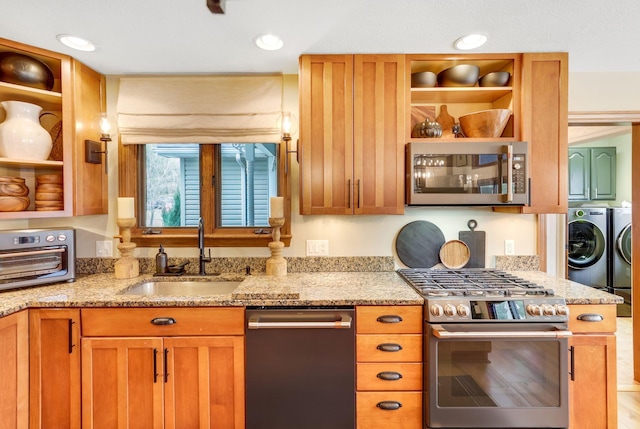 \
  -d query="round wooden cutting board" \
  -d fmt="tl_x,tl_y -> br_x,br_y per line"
396,220 -> 446,268
439,240 -> 471,269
